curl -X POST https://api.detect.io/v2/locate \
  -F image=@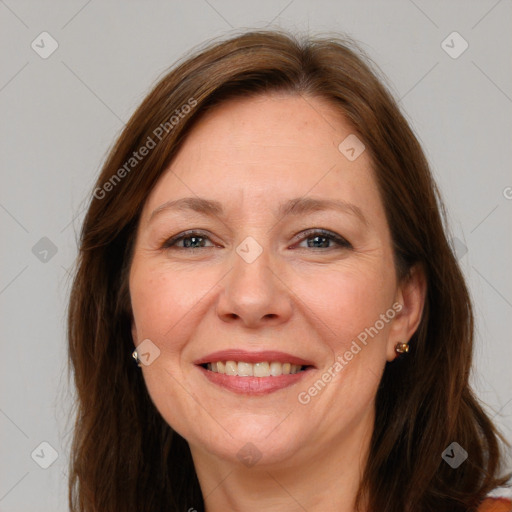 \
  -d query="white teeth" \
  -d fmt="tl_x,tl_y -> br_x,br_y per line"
237,362 -> 253,377
253,362 -> 270,377
206,360 -> 305,377
225,361 -> 237,375
270,361 -> 282,376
